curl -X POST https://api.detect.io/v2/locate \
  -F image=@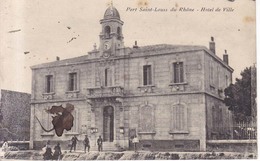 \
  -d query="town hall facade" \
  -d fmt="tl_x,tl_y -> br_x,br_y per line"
30,6 -> 233,151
